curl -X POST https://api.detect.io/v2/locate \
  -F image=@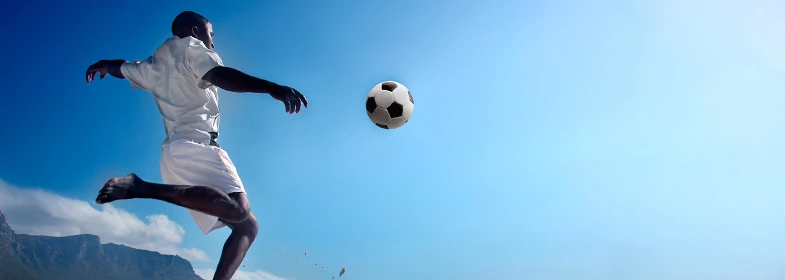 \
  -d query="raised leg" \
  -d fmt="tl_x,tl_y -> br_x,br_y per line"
95,173 -> 250,223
